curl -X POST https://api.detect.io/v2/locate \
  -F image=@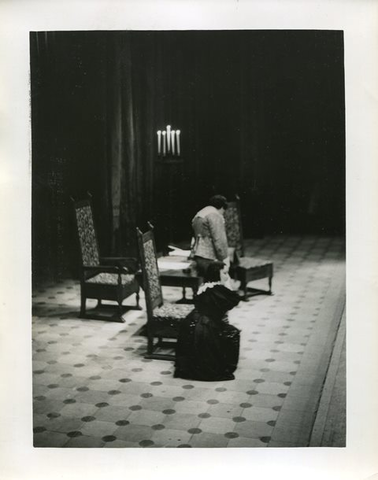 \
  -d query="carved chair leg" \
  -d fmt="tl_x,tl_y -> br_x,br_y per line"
239,278 -> 248,301
97,299 -> 102,307
268,276 -> 273,295
80,291 -> 86,318
117,298 -> 125,321
136,290 -> 140,309
147,335 -> 154,355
